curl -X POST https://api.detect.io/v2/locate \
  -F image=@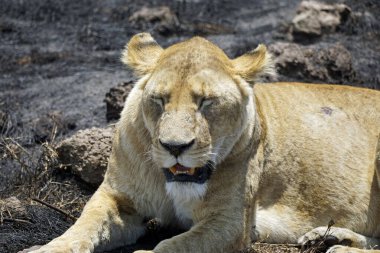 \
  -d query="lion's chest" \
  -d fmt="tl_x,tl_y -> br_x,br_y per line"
172,197 -> 200,229
164,182 -> 207,228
